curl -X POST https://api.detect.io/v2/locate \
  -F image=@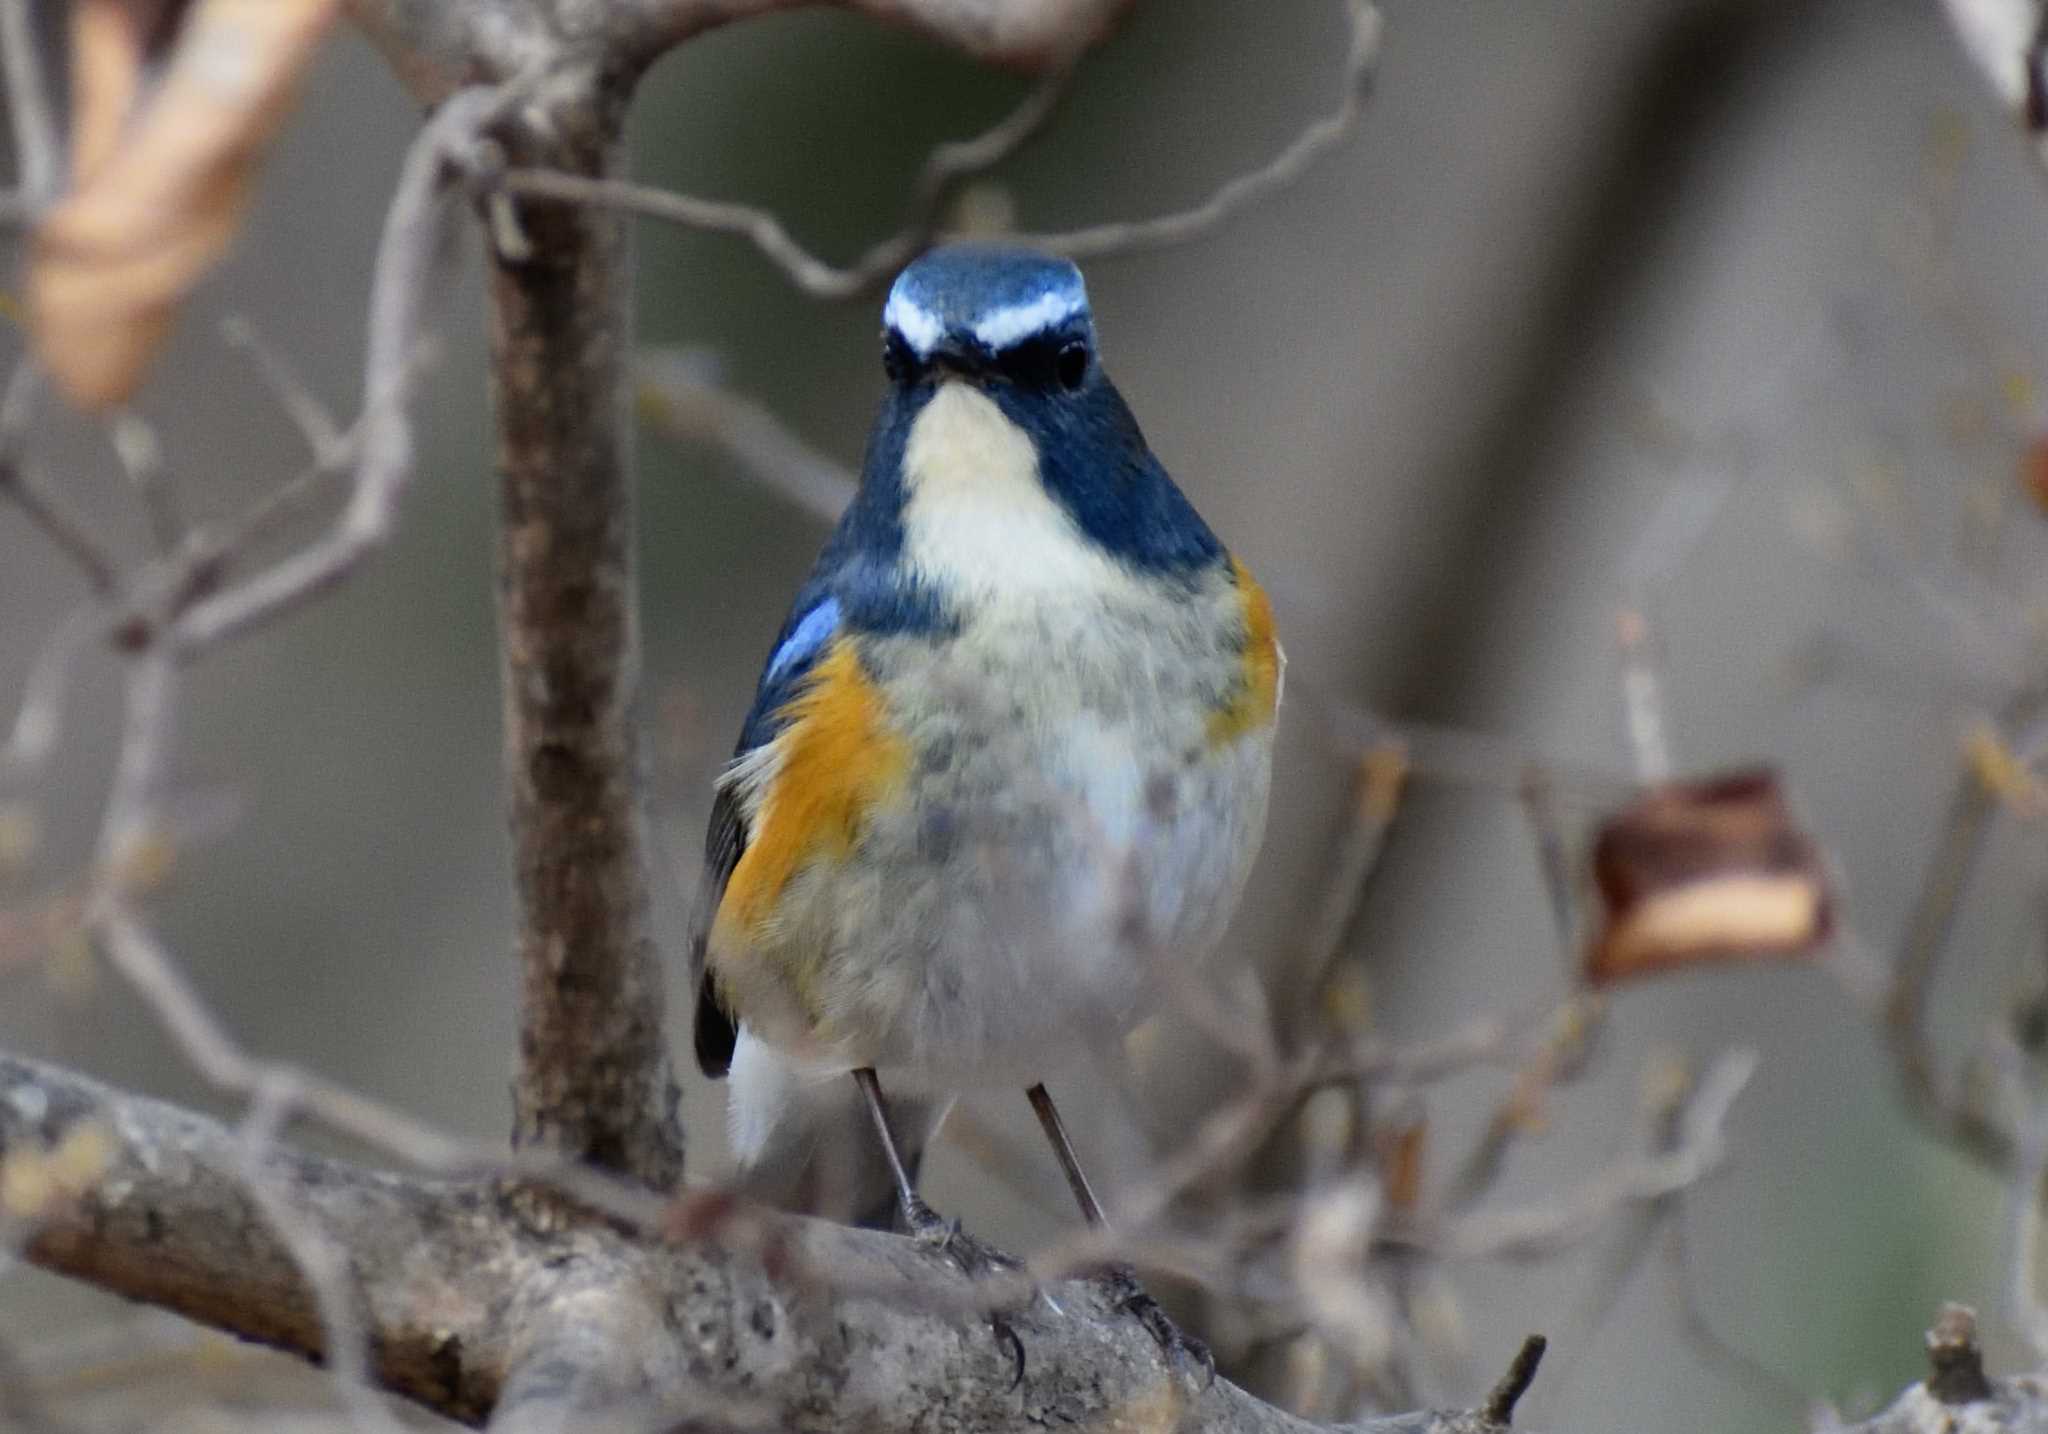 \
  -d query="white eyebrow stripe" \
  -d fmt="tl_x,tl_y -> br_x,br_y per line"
883,290 -> 945,356
972,290 -> 1086,350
